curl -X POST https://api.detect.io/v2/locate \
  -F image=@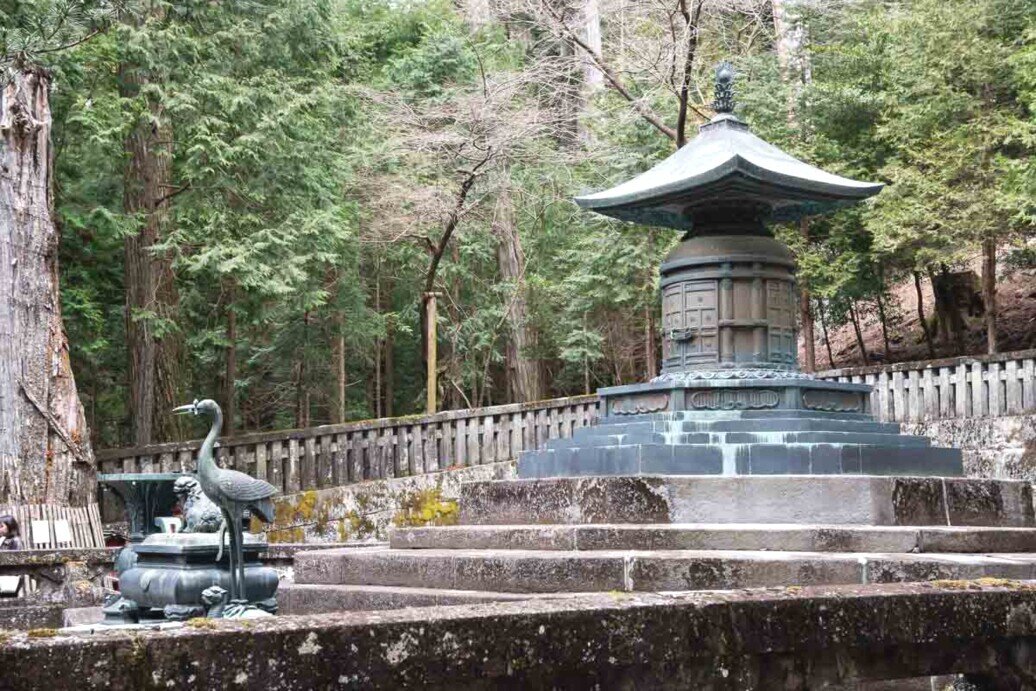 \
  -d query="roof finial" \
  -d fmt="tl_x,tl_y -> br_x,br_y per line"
712,61 -> 736,114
